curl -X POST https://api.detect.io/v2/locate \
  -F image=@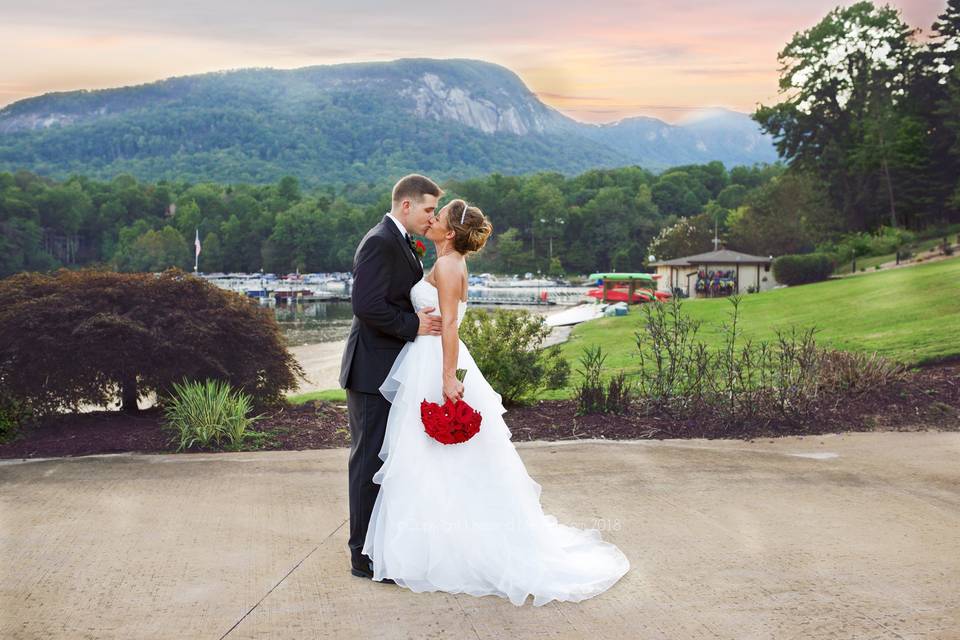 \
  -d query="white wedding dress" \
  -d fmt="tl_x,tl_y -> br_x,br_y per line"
361,277 -> 630,606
